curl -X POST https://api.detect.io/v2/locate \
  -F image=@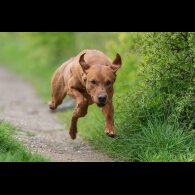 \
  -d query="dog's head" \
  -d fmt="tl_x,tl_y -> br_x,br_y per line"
79,53 -> 122,107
